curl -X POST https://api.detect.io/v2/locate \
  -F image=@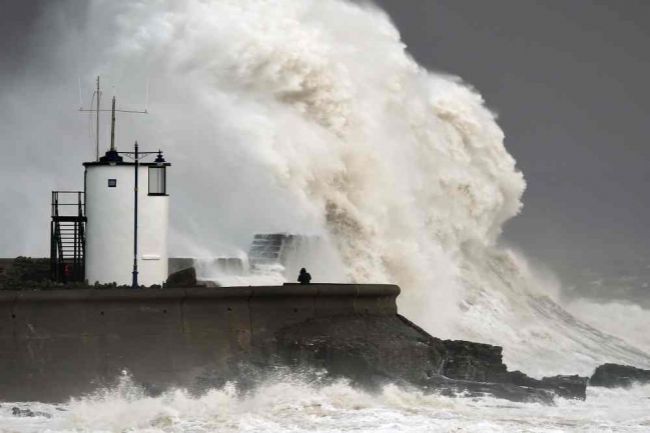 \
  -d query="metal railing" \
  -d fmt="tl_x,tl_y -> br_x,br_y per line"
51,191 -> 85,218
